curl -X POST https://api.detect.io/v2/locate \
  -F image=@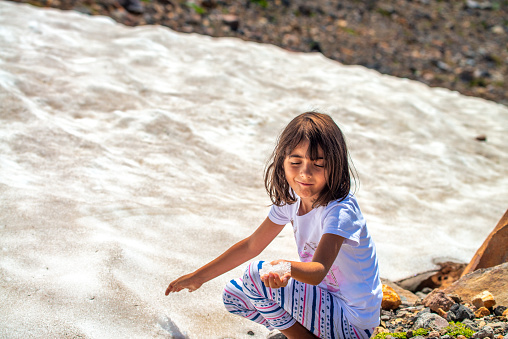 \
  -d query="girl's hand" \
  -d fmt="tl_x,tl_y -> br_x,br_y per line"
260,259 -> 291,289
261,272 -> 291,289
165,273 -> 202,295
